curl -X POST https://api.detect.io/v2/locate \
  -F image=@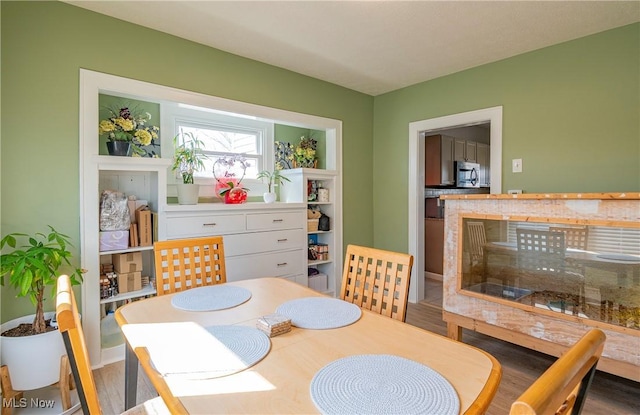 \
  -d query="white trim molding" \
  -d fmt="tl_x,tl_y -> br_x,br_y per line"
407,106 -> 503,303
